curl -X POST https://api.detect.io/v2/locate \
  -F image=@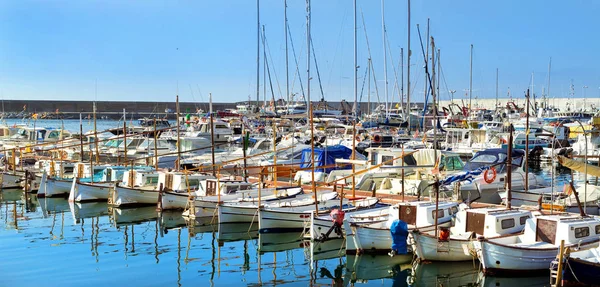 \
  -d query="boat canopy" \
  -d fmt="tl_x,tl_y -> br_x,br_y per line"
300,145 -> 357,173
463,148 -> 524,172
